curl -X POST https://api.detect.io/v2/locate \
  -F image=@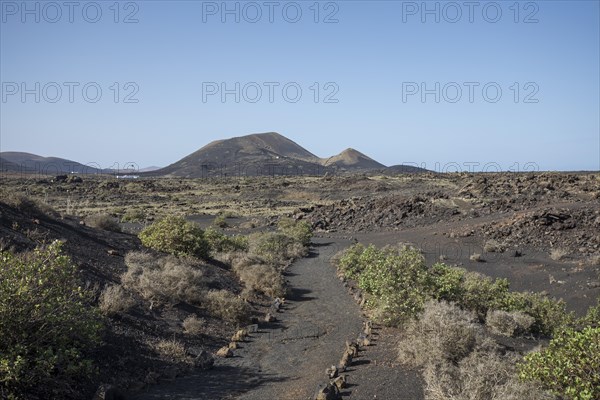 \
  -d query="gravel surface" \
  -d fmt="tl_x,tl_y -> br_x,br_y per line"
132,238 -> 424,400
